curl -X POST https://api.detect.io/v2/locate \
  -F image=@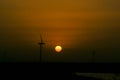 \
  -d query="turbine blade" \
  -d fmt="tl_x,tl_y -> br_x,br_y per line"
40,33 -> 44,43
